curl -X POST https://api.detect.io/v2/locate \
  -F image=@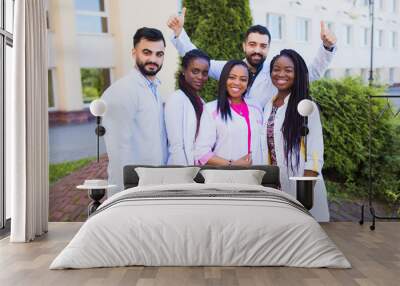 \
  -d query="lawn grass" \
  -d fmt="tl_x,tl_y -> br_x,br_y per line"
49,157 -> 96,185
